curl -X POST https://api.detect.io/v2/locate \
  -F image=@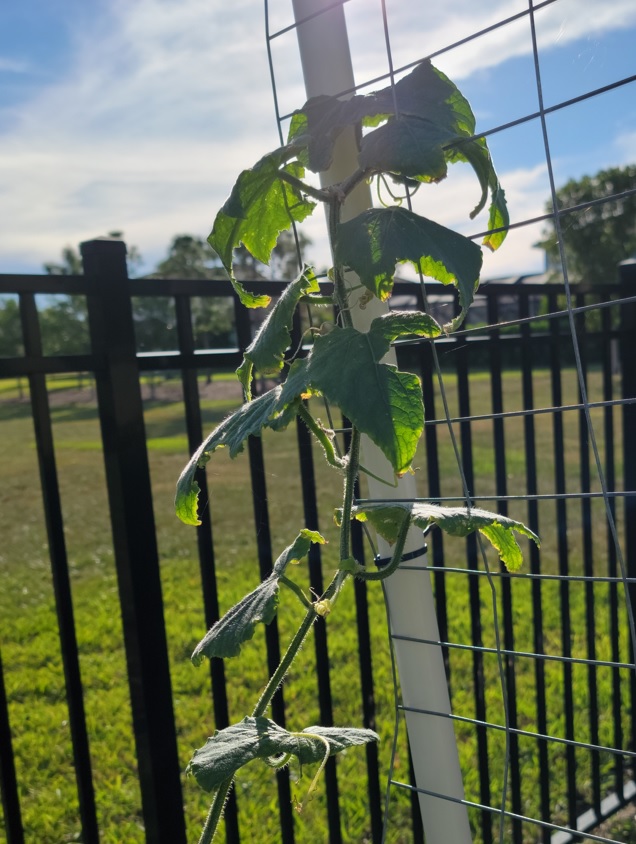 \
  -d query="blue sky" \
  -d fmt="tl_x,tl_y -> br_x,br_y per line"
0,0 -> 634,279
